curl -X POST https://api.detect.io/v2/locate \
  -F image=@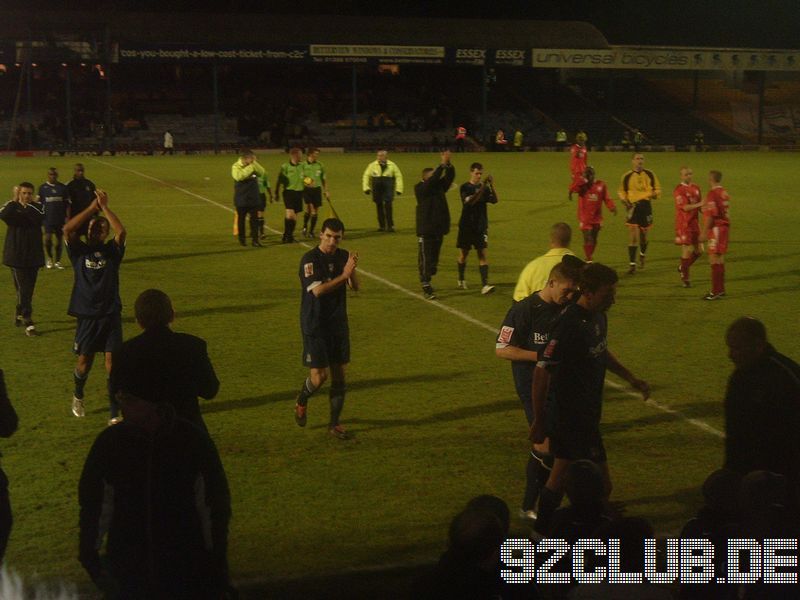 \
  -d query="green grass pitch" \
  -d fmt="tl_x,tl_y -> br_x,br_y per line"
0,151 -> 798,590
